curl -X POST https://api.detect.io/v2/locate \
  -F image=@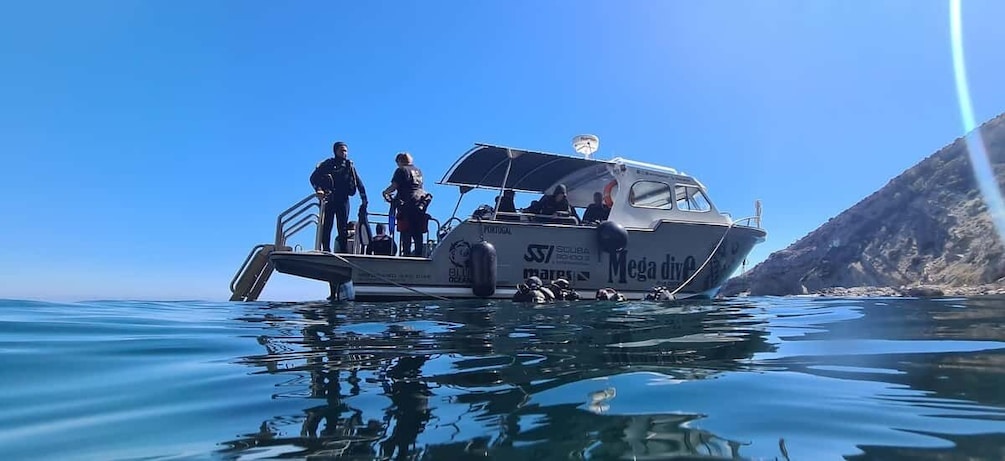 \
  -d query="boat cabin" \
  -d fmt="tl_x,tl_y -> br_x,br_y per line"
438,143 -> 732,229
